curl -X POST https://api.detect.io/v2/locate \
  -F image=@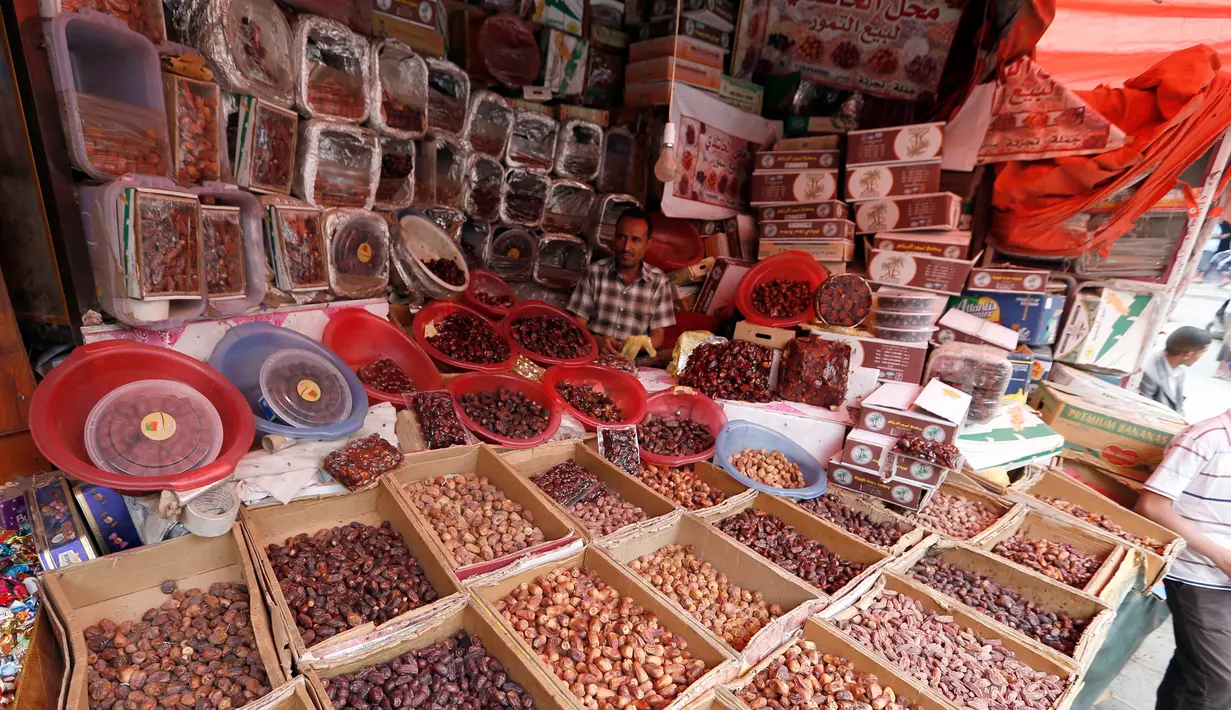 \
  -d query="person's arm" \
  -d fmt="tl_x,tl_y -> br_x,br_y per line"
567,269 -> 597,330
647,278 -> 677,352
649,327 -> 666,351
1136,491 -> 1231,574
1138,370 -> 1161,401
1136,429 -> 1231,576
